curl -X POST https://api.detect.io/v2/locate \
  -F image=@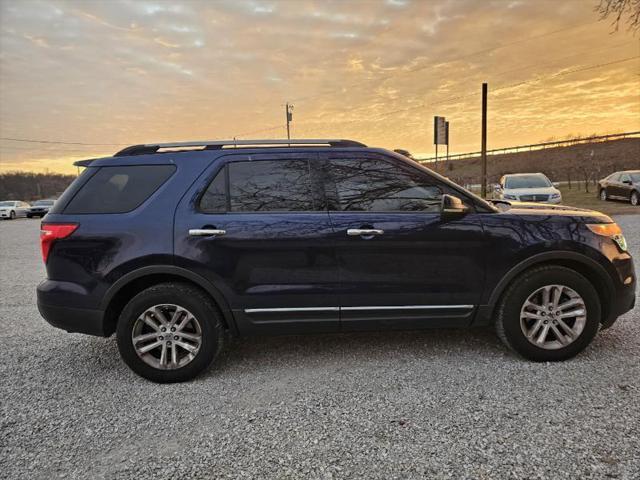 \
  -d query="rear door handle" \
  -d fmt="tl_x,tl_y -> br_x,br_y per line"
189,229 -> 226,237
347,228 -> 384,236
